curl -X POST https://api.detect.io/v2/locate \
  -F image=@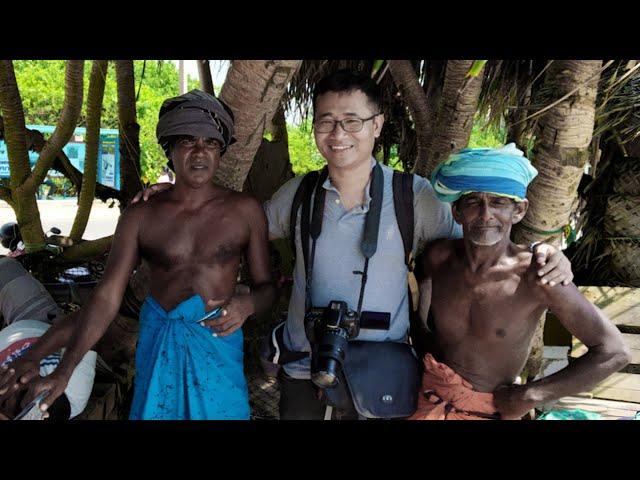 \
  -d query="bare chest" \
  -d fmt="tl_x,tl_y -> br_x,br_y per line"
139,204 -> 248,269
431,271 -> 542,343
